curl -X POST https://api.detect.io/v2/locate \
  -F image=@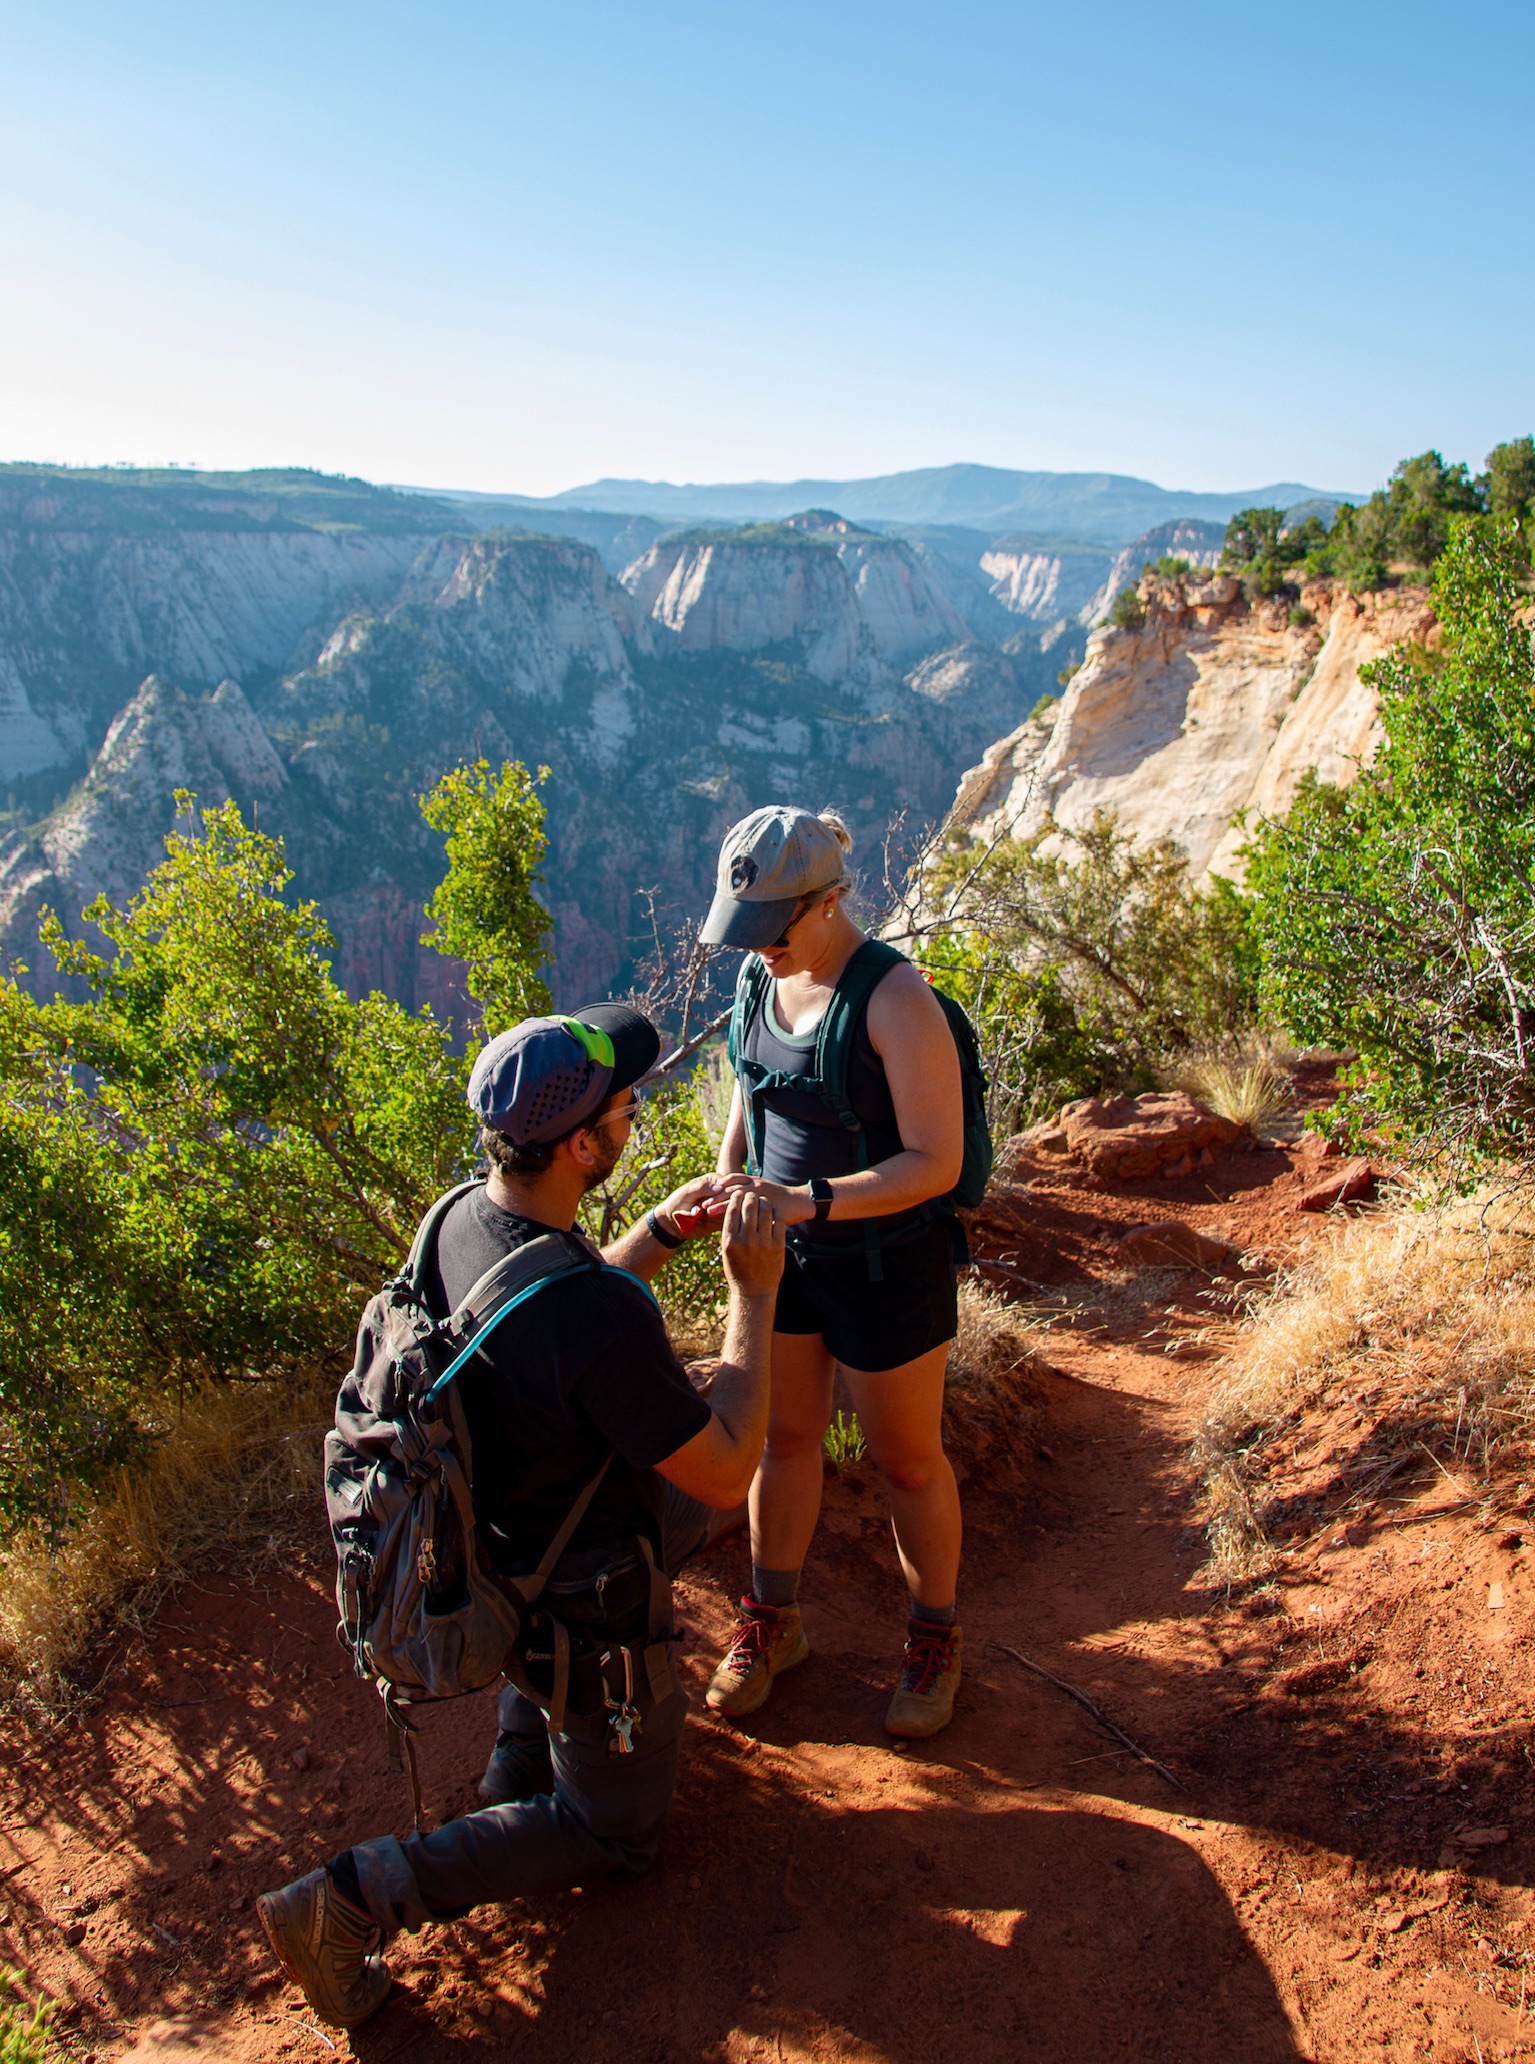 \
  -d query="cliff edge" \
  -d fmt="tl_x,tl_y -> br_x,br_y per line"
949,570 -> 1436,880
